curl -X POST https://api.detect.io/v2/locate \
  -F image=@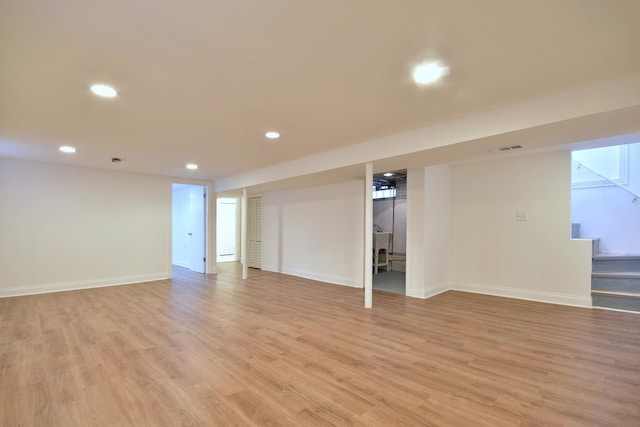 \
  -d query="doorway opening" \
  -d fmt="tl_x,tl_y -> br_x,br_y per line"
217,198 -> 239,262
571,141 -> 640,255
571,140 -> 640,312
171,183 -> 207,273
372,169 -> 407,295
